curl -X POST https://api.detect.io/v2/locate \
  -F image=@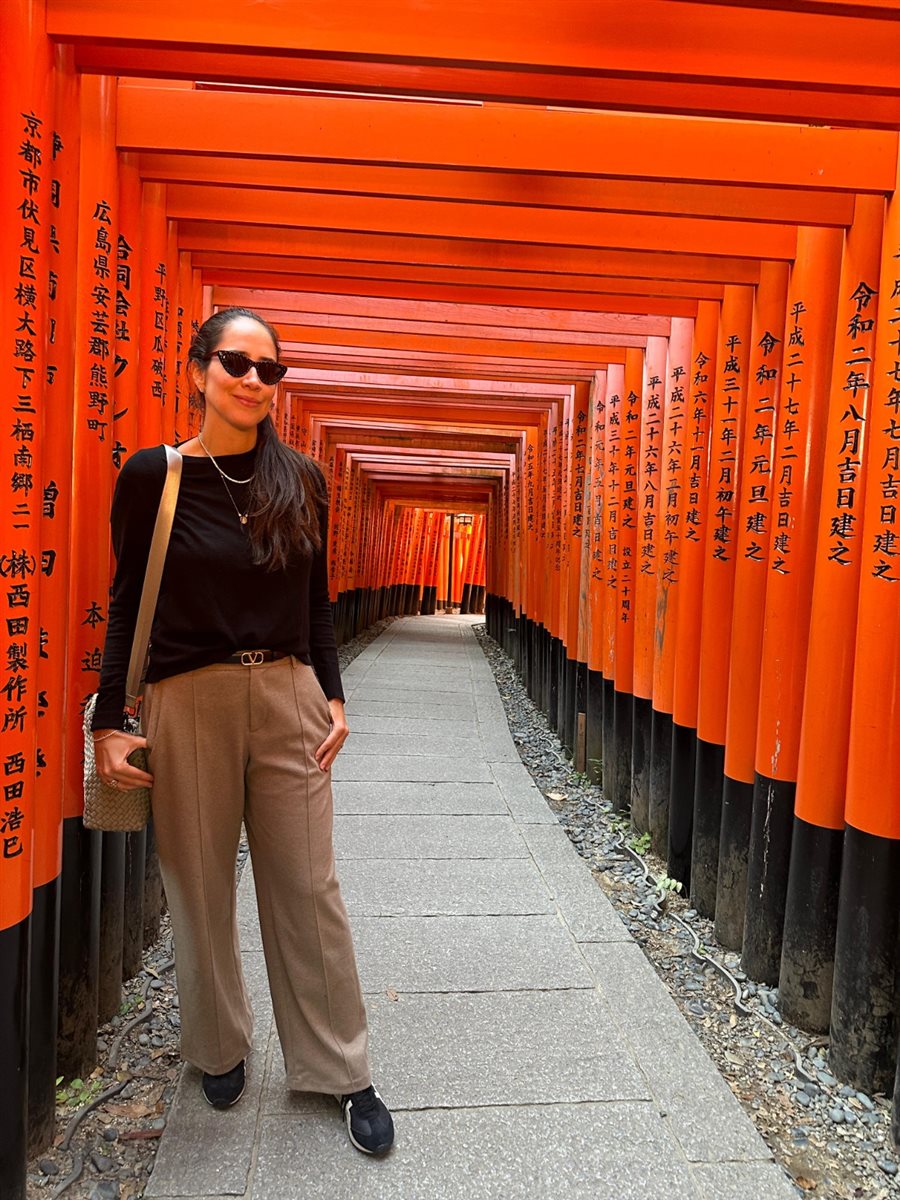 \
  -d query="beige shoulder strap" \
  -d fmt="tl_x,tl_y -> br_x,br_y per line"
125,445 -> 183,707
